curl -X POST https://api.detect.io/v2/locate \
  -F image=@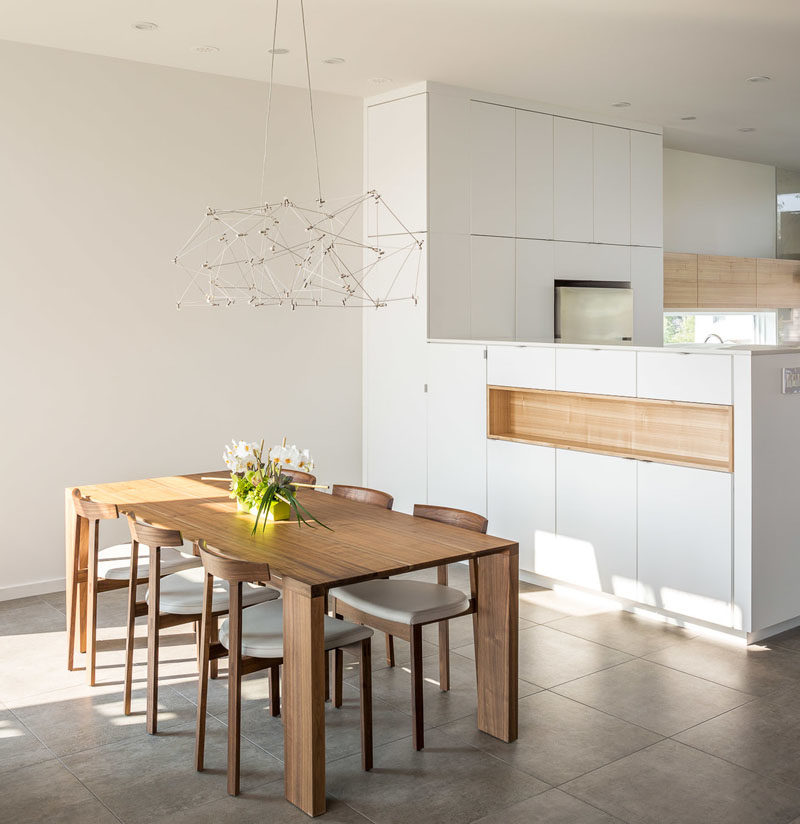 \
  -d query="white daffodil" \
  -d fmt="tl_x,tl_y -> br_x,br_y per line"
268,442 -> 315,472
